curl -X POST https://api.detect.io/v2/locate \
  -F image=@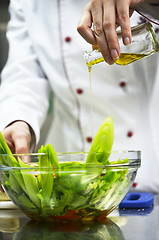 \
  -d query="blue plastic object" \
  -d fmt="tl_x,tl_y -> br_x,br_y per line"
119,192 -> 154,208
119,205 -> 154,216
